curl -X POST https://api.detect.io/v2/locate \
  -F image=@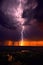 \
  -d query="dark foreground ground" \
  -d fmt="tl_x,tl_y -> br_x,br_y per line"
0,46 -> 43,65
